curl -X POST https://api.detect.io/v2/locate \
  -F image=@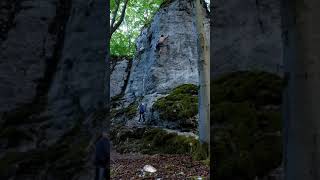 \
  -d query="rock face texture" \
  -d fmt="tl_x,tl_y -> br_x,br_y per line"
110,59 -> 130,98
44,0 -> 106,143
0,0 -> 107,179
0,0 -> 58,112
122,0 -> 210,122
212,0 -> 283,78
